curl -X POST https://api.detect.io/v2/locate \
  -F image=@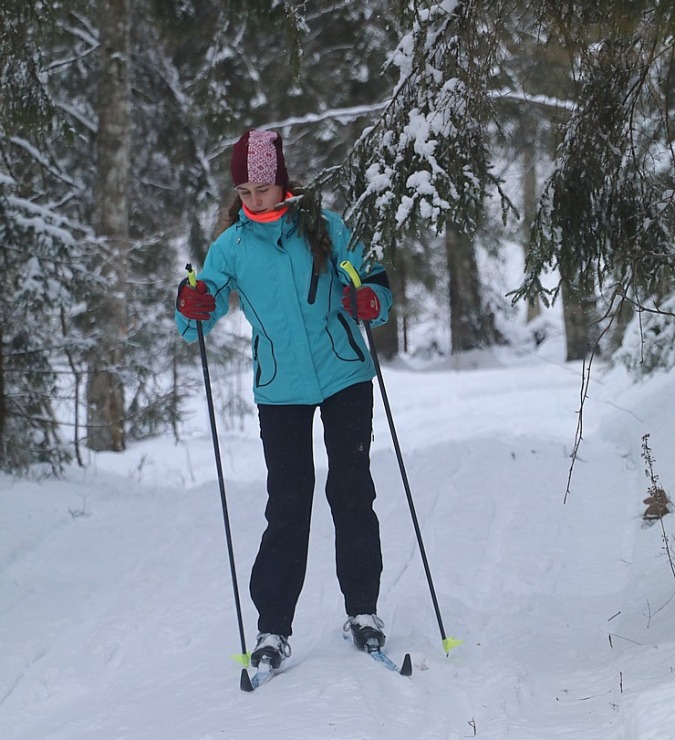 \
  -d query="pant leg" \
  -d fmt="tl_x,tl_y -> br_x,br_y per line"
251,403 -> 316,636
320,381 -> 383,617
